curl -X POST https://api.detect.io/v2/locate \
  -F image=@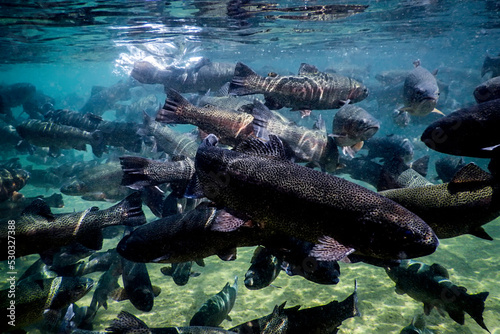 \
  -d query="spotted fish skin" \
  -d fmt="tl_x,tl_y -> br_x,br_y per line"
193,134 -> 438,261
16,119 -> 106,157
229,62 -> 368,111
0,192 -> 146,260
385,260 -> 489,332
0,276 -> 93,332
157,88 -> 255,147
380,163 -> 499,240
400,61 -> 440,117
0,168 -> 29,202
